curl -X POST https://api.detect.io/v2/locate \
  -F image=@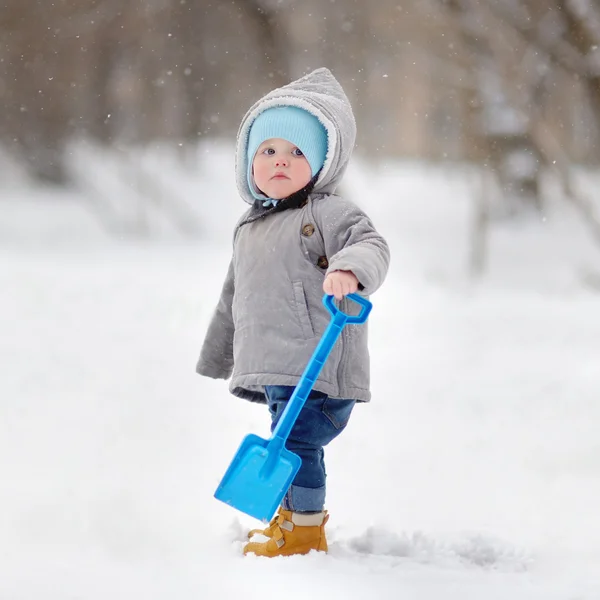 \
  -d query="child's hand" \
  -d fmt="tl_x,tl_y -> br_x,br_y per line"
323,270 -> 360,300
